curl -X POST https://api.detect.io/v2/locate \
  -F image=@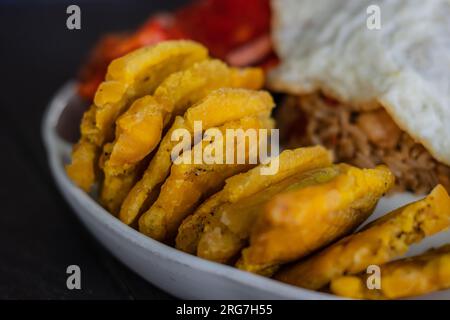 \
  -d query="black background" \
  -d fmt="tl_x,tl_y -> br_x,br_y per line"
0,0 -> 191,300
